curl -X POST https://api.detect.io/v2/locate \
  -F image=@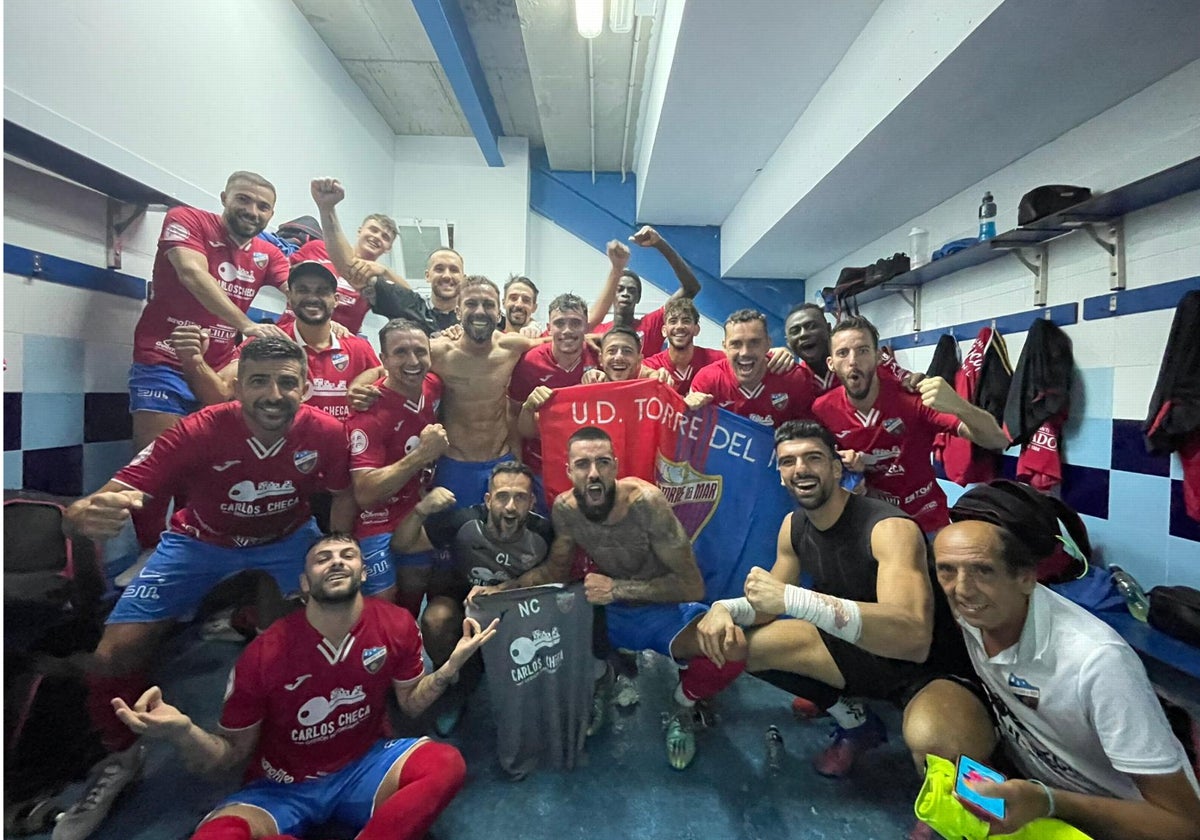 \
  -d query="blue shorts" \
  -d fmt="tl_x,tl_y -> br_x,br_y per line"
107,520 -> 321,624
128,363 -> 200,417
358,533 -> 435,592
208,737 -> 427,837
432,453 -> 514,509
604,602 -> 708,661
